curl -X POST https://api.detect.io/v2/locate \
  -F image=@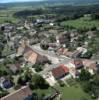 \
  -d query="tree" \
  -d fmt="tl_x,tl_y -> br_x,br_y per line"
17,67 -> 33,86
29,74 -> 49,90
24,67 -> 33,81
81,81 -> 92,93
32,64 -> 43,72
93,74 -> 99,86
80,50 -> 92,59
0,88 -> 9,98
58,80 -> 65,87
79,72 -> 99,99
40,43 -> 49,50
17,75 -> 27,86
49,35 -> 56,43
79,69 -> 91,81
